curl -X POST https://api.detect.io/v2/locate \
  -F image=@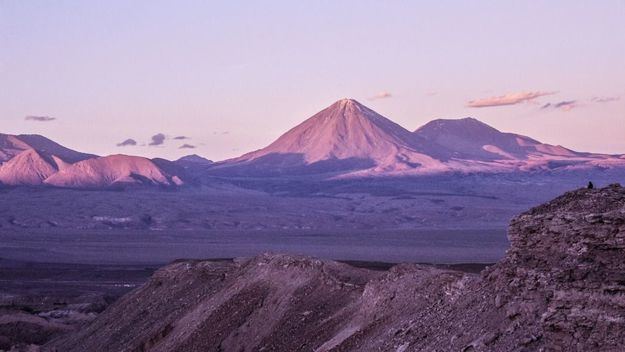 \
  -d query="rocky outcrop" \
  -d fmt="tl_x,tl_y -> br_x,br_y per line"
46,185 -> 625,351
481,183 -> 625,350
